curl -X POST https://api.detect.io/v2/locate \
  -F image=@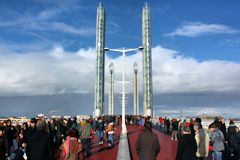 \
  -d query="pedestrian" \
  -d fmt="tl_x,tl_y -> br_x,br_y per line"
13,128 -> 26,160
96,118 -> 105,145
219,118 -> 227,140
67,118 -> 73,132
135,121 -> 160,160
176,126 -> 197,160
166,118 -> 171,134
26,119 -> 53,160
236,127 -> 240,159
5,119 -> 17,154
0,126 -> 9,160
209,123 -> 225,160
227,120 -> 240,159
48,119 -> 57,150
56,118 -> 66,148
79,119 -> 92,157
194,124 -> 209,160
24,118 -> 37,151
59,128 -> 83,160
27,118 -> 37,137
171,119 -> 179,141
189,118 -> 195,137
71,117 -> 79,129
106,120 -> 114,148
